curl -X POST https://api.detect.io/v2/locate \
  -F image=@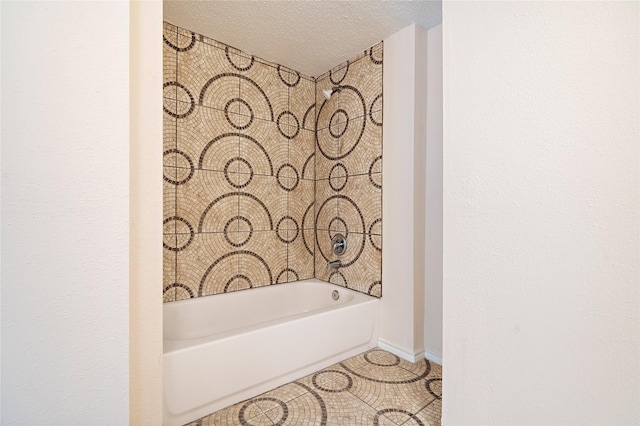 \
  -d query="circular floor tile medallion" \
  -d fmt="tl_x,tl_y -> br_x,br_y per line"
365,350 -> 400,367
224,98 -> 254,130
224,157 -> 253,188
163,82 -> 195,118
425,378 -> 442,400
340,357 -> 430,384
239,397 -> 288,426
374,409 -> 424,426
312,370 -> 353,393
